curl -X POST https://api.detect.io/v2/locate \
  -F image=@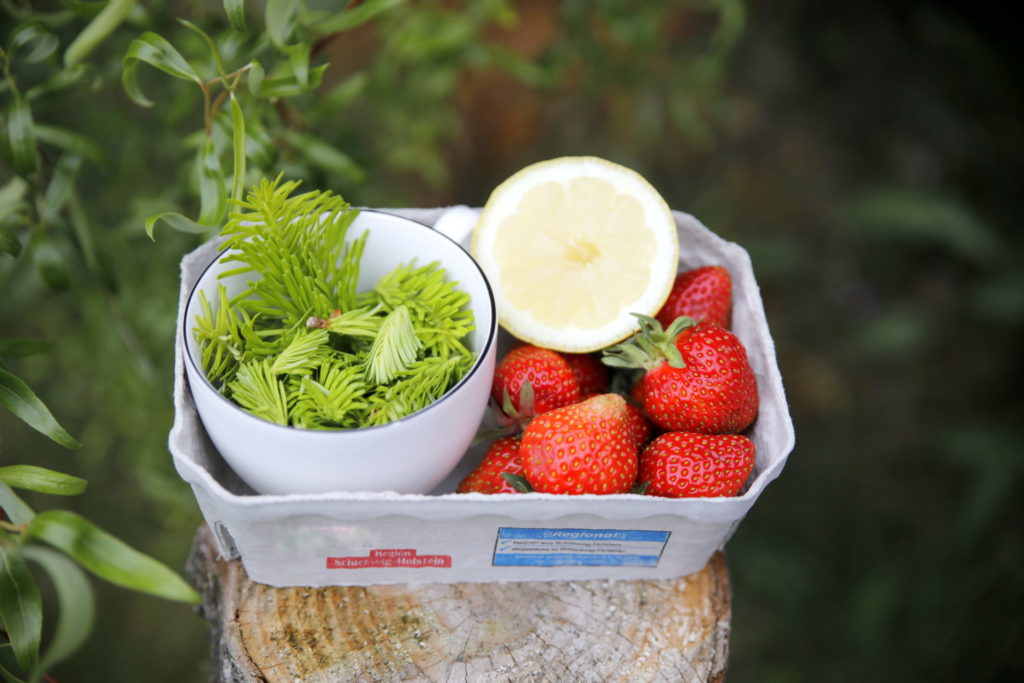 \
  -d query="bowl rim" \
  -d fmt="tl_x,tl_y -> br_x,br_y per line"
182,208 -> 497,436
